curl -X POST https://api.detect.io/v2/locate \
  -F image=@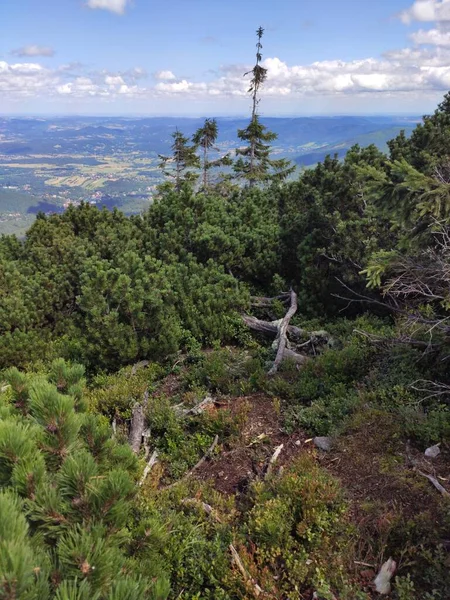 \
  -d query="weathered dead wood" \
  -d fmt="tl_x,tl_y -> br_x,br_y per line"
417,470 -> 450,498
129,390 -> 149,454
242,315 -> 329,344
174,395 -> 215,418
164,435 -> 219,489
406,441 -> 450,498
282,347 -> 310,366
268,289 -> 298,375
242,314 -> 306,340
139,450 -> 159,486
265,444 -> 284,478
229,544 -> 264,598
142,428 -> 152,459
